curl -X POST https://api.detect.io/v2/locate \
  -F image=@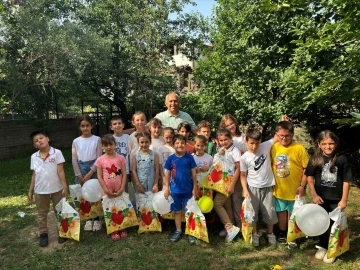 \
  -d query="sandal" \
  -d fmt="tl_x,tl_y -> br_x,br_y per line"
120,231 -> 128,238
111,232 -> 121,241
